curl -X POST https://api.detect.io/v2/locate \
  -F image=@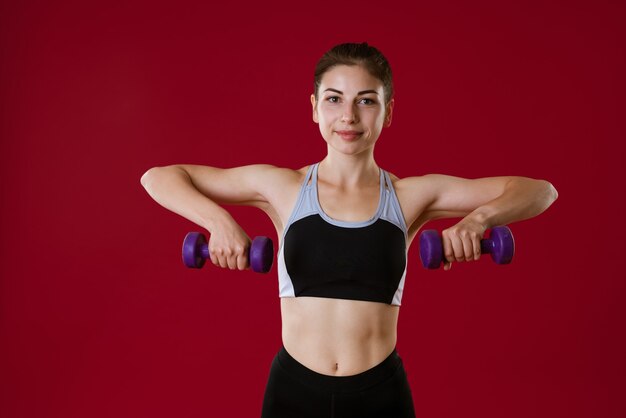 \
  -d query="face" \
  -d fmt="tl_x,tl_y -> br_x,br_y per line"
311,65 -> 394,157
